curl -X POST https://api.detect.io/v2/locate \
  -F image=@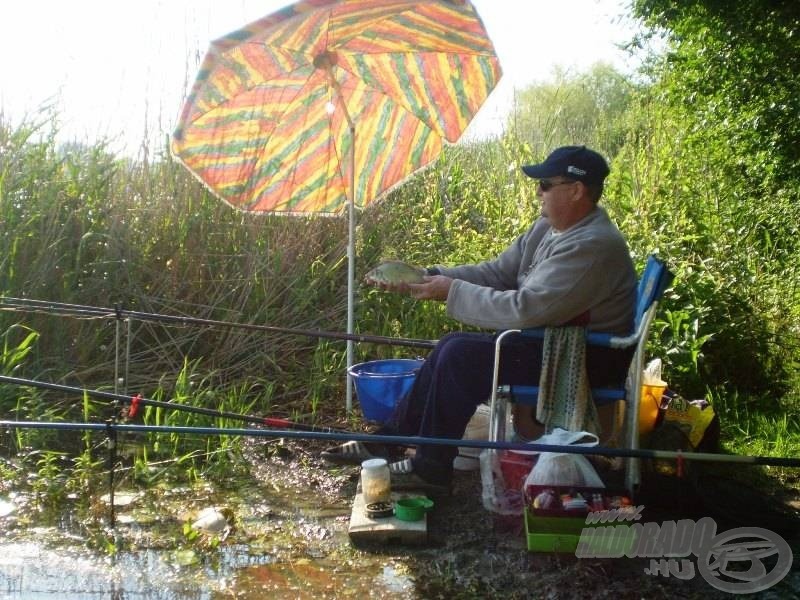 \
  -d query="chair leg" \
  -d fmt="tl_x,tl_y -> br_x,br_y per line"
488,388 -> 511,444
624,357 -> 646,496
488,330 -> 522,444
